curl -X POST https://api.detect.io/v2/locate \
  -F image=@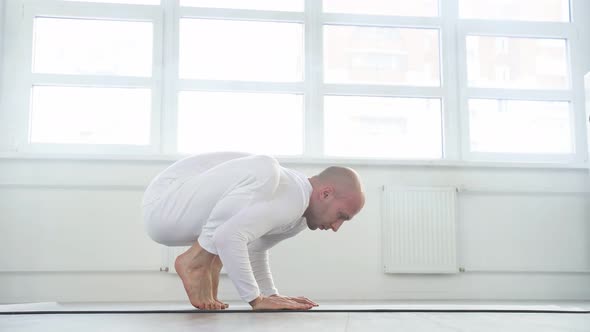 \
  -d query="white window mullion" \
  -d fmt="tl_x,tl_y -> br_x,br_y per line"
323,84 -> 442,98
149,3 -> 164,154
455,12 -> 472,163
13,2 -> 35,153
440,0 -> 461,160
569,0 -> 589,164
467,88 -> 573,101
179,6 -> 304,23
160,0 -> 179,154
178,80 -> 303,94
467,151 -> 577,163
27,0 -> 161,20
30,73 -> 153,88
25,143 -> 154,155
458,20 -> 575,39
322,13 -> 441,28
304,0 -> 323,157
